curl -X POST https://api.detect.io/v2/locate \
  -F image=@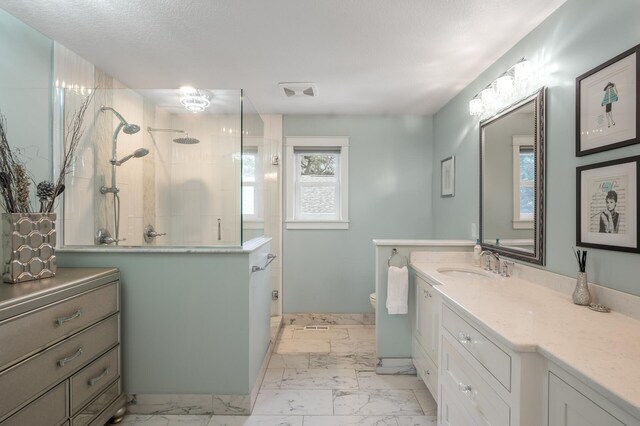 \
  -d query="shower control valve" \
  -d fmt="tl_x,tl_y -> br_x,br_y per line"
144,225 -> 167,243
95,229 -> 126,245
